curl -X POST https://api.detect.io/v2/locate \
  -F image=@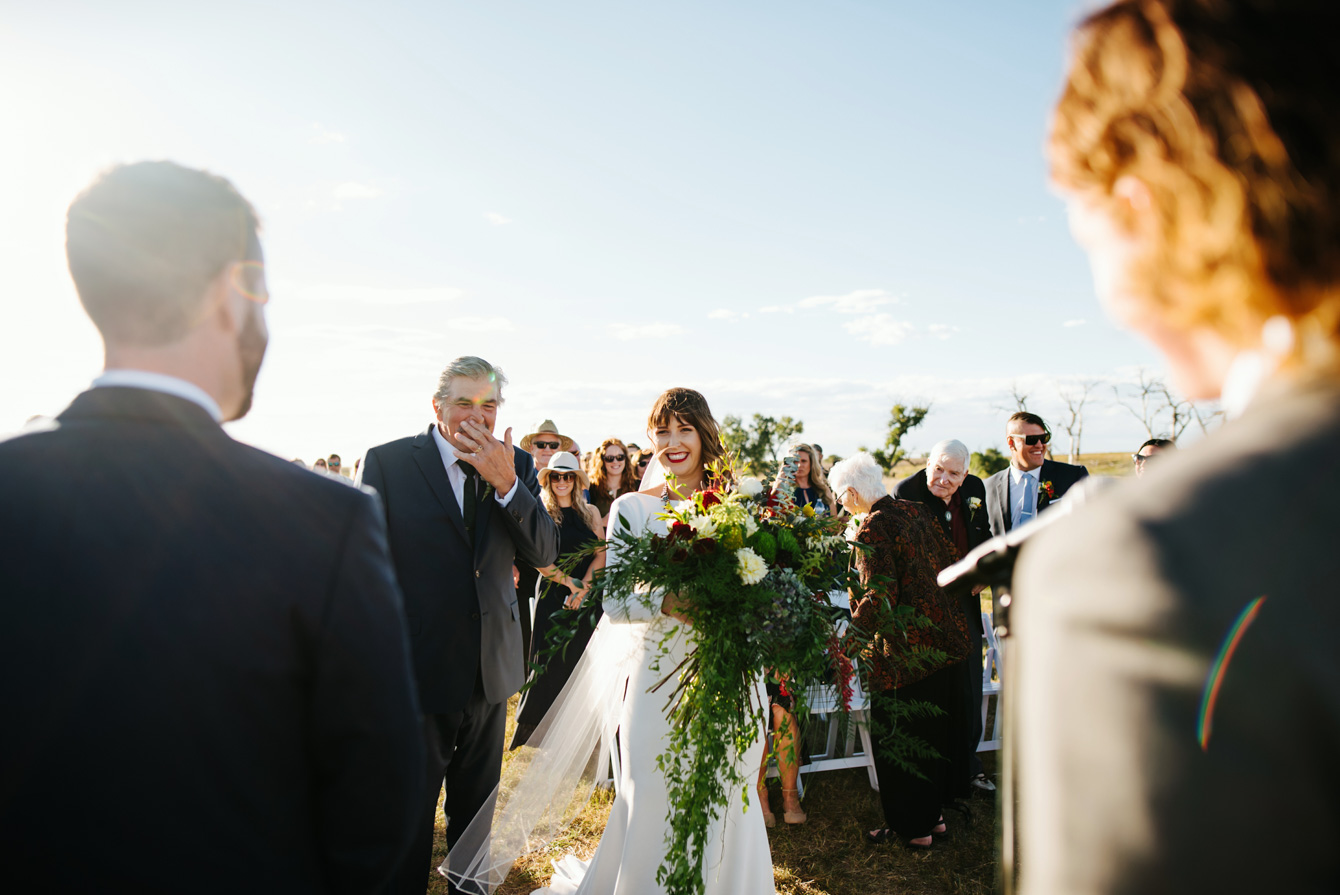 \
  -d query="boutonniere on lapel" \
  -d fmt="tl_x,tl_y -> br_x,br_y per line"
1038,479 -> 1057,506
480,481 -> 495,502
967,496 -> 983,516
